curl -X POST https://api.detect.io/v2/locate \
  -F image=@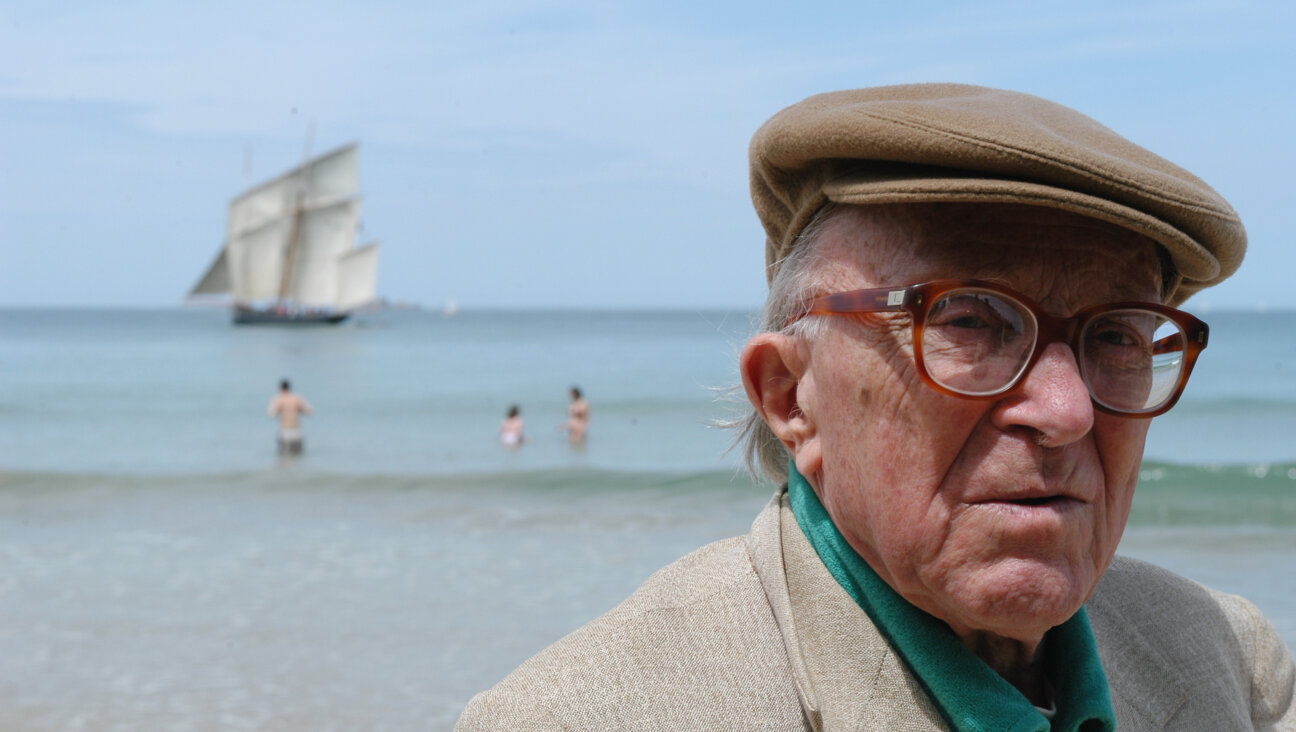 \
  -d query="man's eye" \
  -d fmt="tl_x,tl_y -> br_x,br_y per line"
1092,327 -> 1138,347
947,314 -> 990,329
